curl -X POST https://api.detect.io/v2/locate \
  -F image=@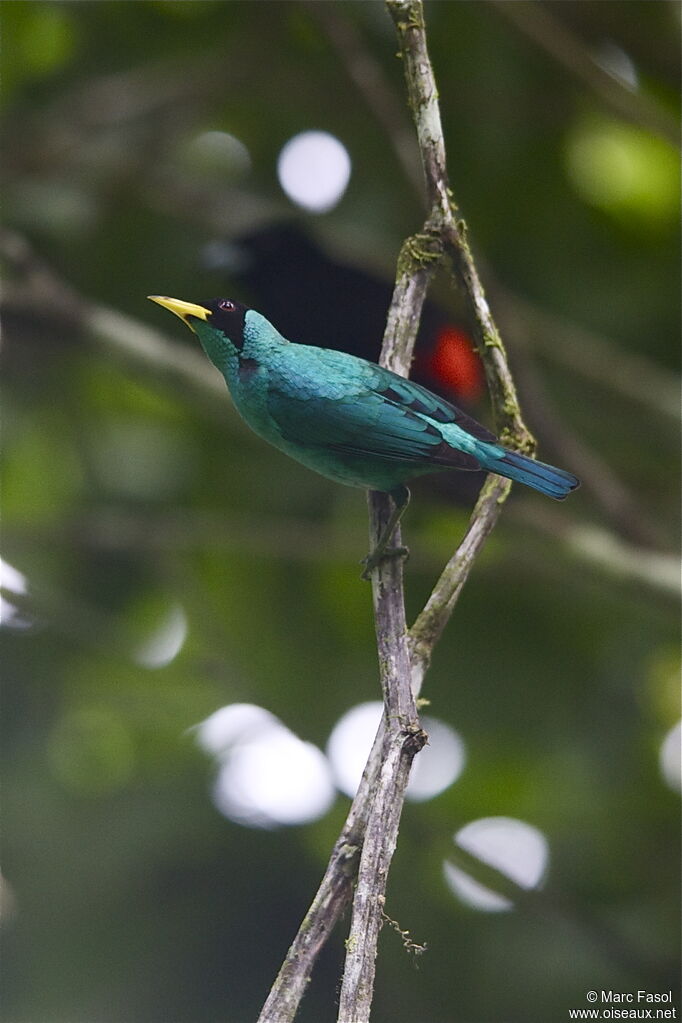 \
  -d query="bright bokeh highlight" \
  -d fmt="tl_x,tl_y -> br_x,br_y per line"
181,130 -> 251,178
0,557 -> 32,630
134,602 -> 188,669
659,721 -> 681,794
443,816 -> 549,913
196,703 -> 335,828
593,41 -> 638,90
195,704 -> 279,757
277,131 -> 351,213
